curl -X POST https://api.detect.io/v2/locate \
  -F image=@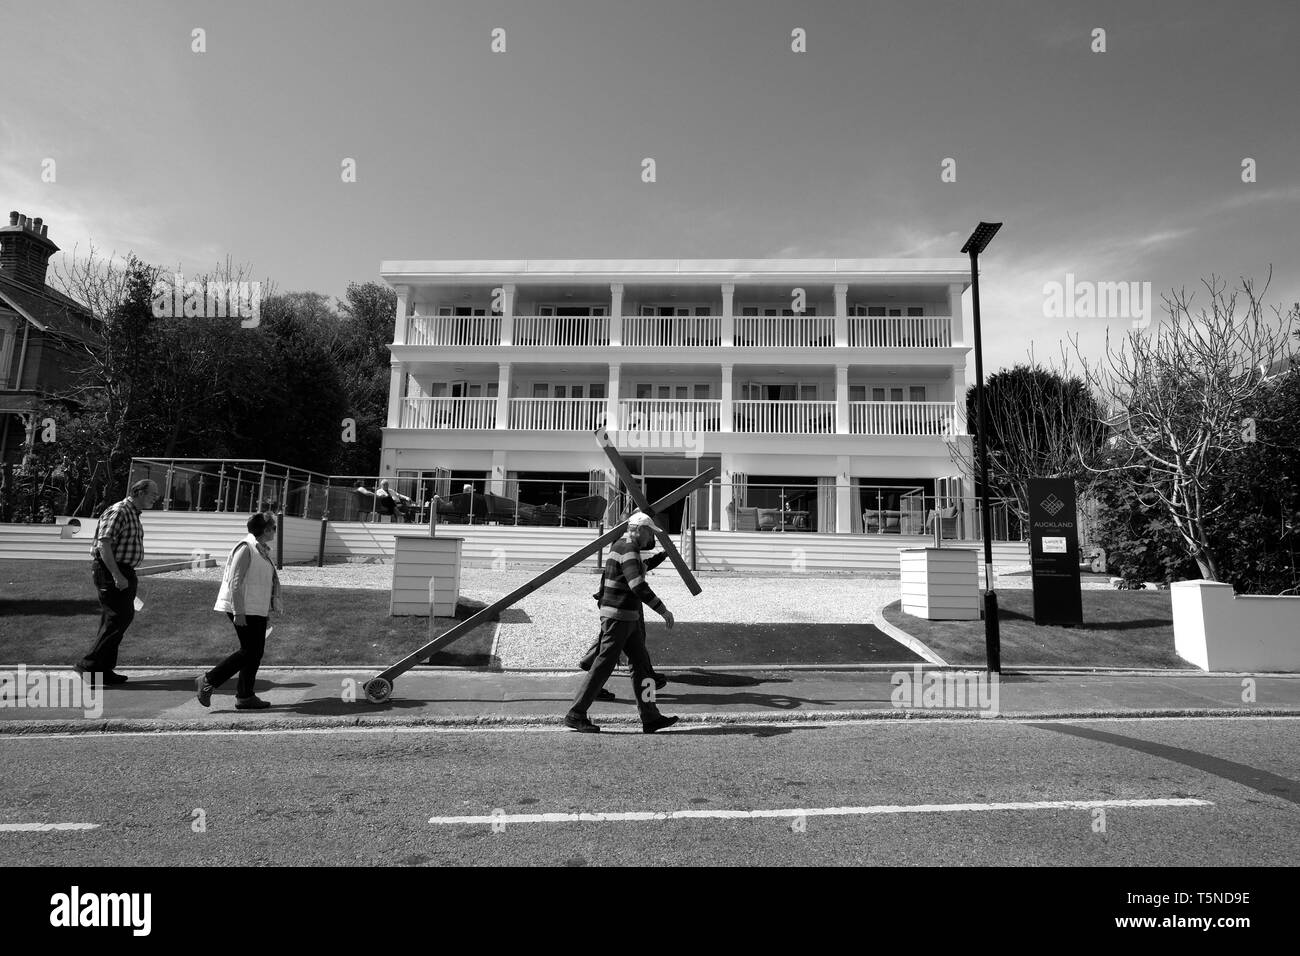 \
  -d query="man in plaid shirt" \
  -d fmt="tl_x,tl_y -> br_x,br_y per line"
74,479 -> 159,683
